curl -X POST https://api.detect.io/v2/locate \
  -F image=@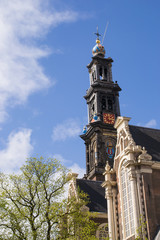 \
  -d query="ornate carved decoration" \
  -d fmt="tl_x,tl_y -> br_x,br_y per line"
129,172 -> 136,181
105,161 -> 111,172
138,147 -> 152,162
115,125 -> 136,159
